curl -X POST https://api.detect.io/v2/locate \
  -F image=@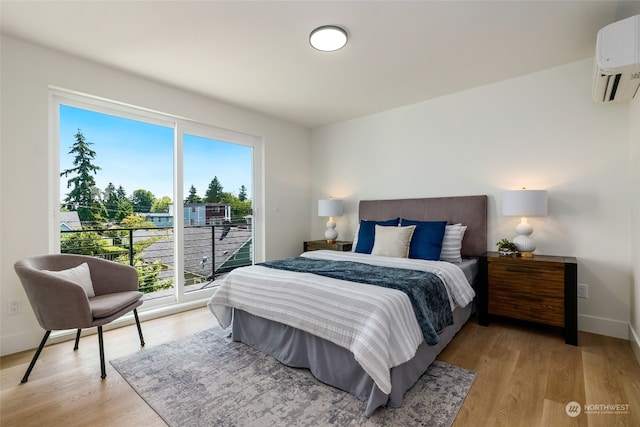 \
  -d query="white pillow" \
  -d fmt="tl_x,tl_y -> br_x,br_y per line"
440,223 -> 468,263
371,225 -> 416,258
351,223 -> 360,251
44,262 -> 95,297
